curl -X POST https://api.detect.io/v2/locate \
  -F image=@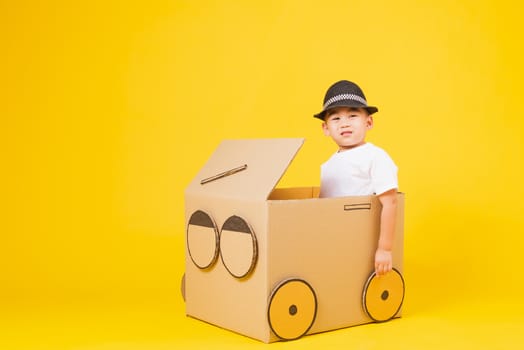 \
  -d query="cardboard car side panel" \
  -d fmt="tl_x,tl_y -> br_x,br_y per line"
267,194 -> 378,334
